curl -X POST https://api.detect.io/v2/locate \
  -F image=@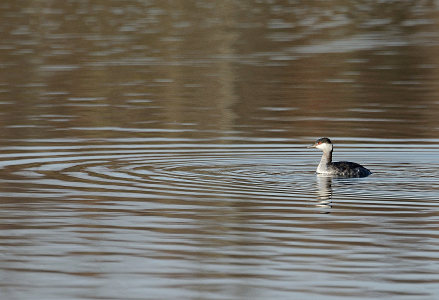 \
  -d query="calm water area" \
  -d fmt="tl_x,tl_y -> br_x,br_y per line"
1,1 -> 439,299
